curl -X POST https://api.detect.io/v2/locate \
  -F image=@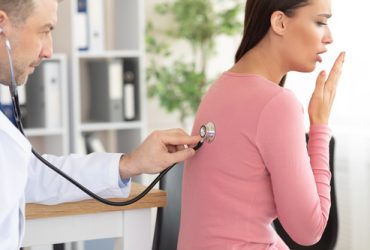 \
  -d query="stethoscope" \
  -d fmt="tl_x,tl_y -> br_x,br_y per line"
0,28 -> 216,206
